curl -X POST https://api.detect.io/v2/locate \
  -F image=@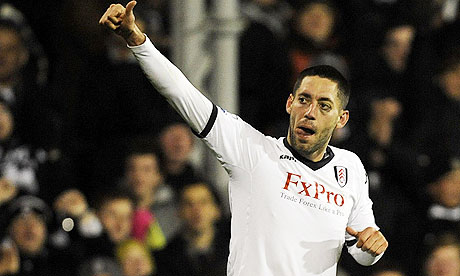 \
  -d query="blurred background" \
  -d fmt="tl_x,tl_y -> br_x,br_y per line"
0,0 -> 459,275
